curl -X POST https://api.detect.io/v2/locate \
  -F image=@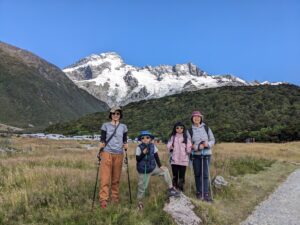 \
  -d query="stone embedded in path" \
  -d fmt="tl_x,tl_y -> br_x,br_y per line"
164,192 -> 202,225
